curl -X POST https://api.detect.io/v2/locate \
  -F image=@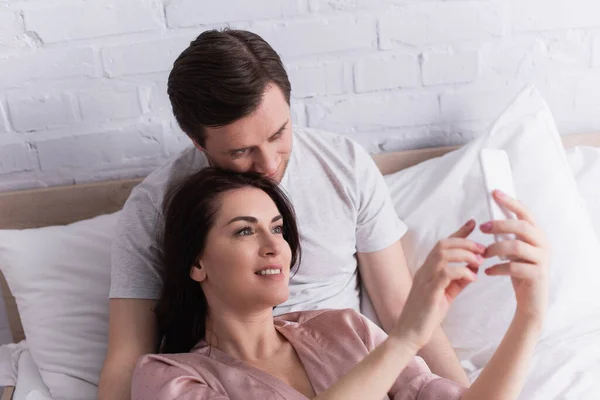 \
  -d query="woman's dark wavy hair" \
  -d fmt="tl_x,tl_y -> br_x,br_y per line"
155,168 -> 301,354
